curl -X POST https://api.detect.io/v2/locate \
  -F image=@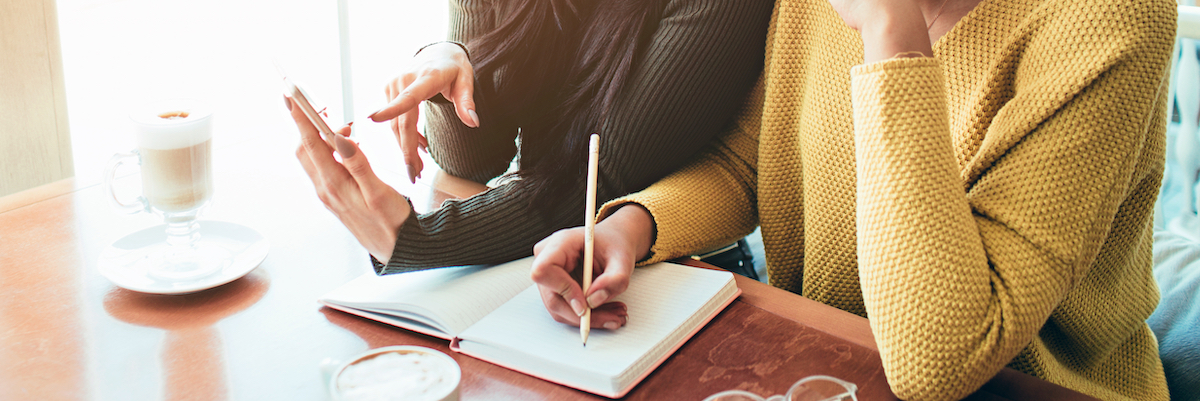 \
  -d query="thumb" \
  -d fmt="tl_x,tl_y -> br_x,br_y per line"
333,134 -> 385,193
451,69 -> 478,128
588,254 -> 632,308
